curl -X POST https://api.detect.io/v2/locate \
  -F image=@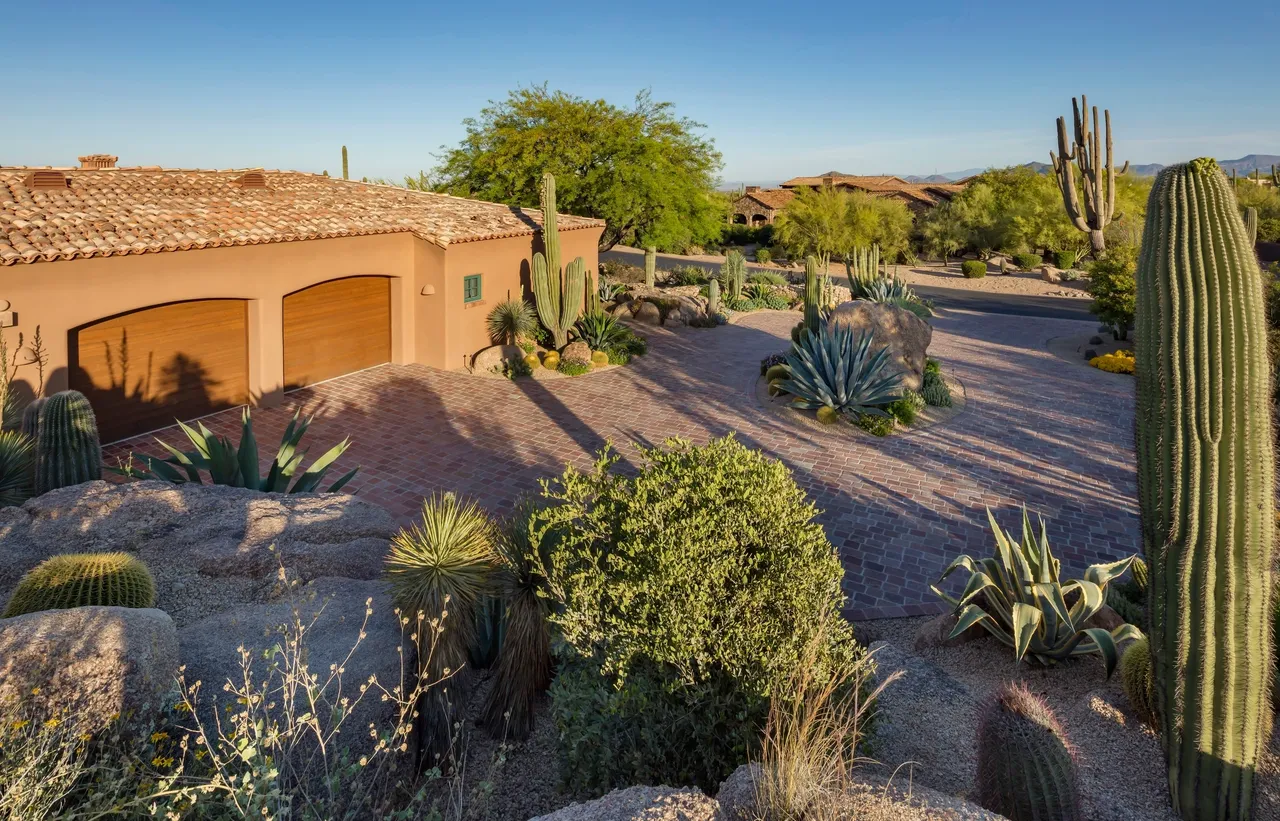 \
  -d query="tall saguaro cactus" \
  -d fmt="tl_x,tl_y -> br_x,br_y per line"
644,247 -> 656,288
1271,164 -> 1279,187
1050,95 -> 1129,255
1135,159 -> 1274,821
341,145 -> 349,180
531,173 -> 586,349
803,256 -> 822,330
1244,206 -> 1259,247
